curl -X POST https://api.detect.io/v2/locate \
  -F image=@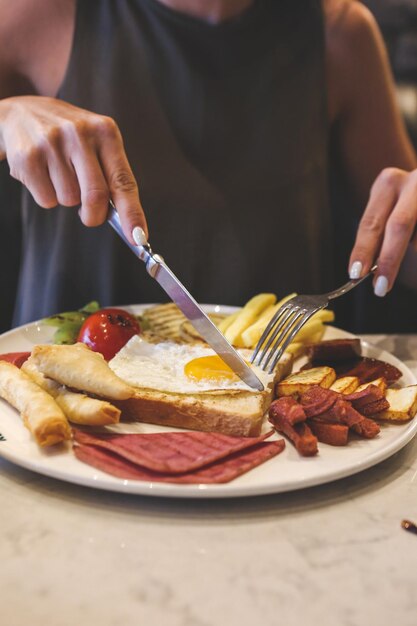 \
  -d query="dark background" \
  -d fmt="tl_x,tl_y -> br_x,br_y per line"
1,0 -> 417,333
